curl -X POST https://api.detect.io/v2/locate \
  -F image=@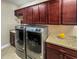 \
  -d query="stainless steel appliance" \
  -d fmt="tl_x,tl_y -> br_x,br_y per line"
26,25 -> 48,59
15,25 -> 26,59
